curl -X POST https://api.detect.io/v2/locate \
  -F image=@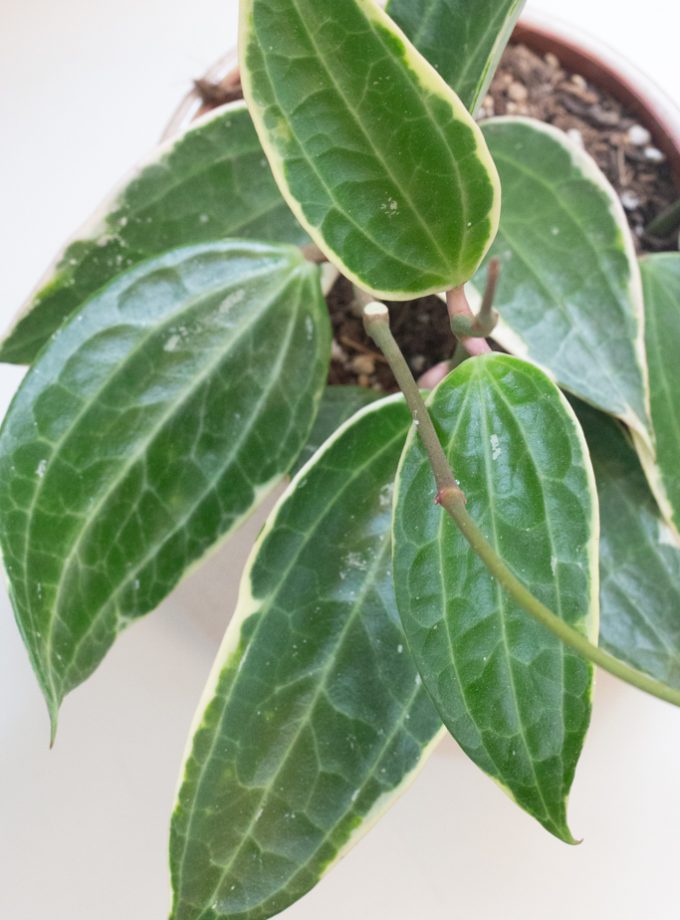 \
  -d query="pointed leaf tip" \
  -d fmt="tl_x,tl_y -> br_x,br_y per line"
48,704 -> 59,749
